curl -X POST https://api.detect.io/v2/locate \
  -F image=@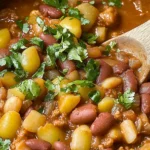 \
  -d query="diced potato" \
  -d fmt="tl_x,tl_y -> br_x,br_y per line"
101,77 -> 122,89
76,3 -> 99,32
106,125 -> 122,141
98,97 -> 114,112
71,125 -> 92,150
0,28 -> 11,48
4,96 -> 22,113
66,70 -> 80,81
95,27 -> 107,43
60,17 -> 82,38
1,72 -> 18,88
23,110 -> 46,133
87,47 -> 102,59
37,123 -> 65,145
0,111 -> 21,139
78,87 -> 94,101
120,120 -> 137,144
21,46 -> 40,75
58,94 -> 80,114
34,78 -> 46,96
7,88 -> 25,101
